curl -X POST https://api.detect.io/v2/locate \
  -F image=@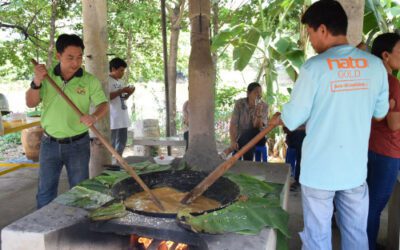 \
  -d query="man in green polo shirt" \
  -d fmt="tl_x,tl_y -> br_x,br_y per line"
26,34 -> 108,208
